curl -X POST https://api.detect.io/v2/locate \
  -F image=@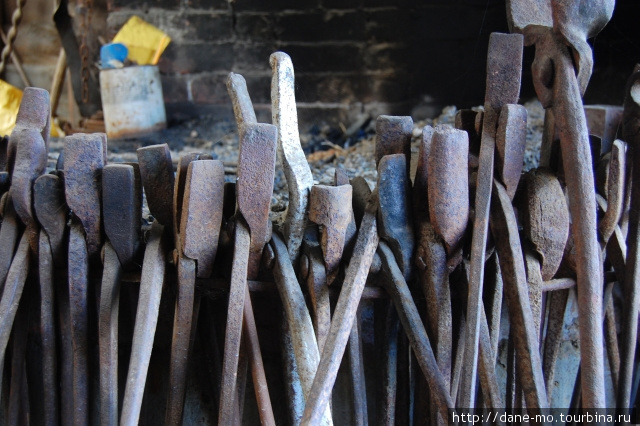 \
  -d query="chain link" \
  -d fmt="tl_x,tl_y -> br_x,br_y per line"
0,0 -> 27,76
79,0 -> 93,104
